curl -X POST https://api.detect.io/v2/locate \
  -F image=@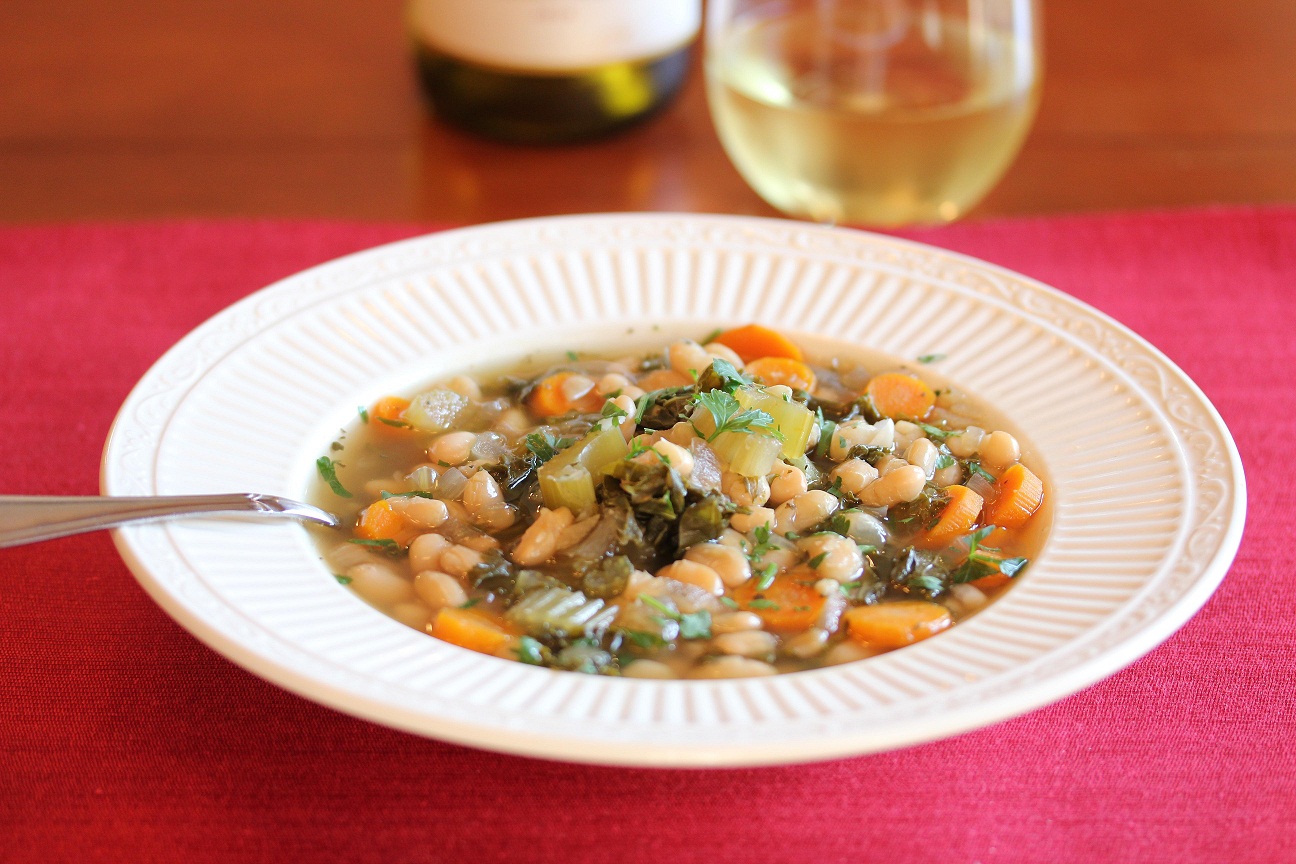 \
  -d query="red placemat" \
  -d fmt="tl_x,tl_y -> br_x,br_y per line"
0,210 -> 1291,862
